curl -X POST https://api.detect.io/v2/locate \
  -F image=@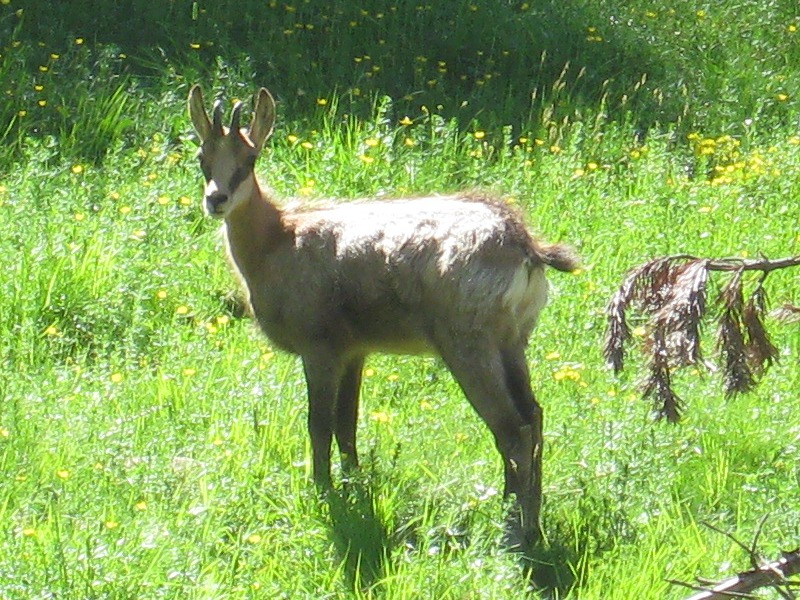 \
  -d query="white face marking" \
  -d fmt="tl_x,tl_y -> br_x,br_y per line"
200,137 -> 257,219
